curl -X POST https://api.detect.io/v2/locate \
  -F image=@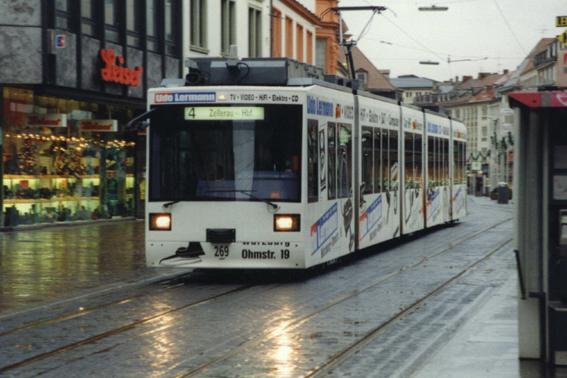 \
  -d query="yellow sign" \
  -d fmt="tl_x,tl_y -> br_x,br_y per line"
557,16 -> 567,27
558,29 -> 567,46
